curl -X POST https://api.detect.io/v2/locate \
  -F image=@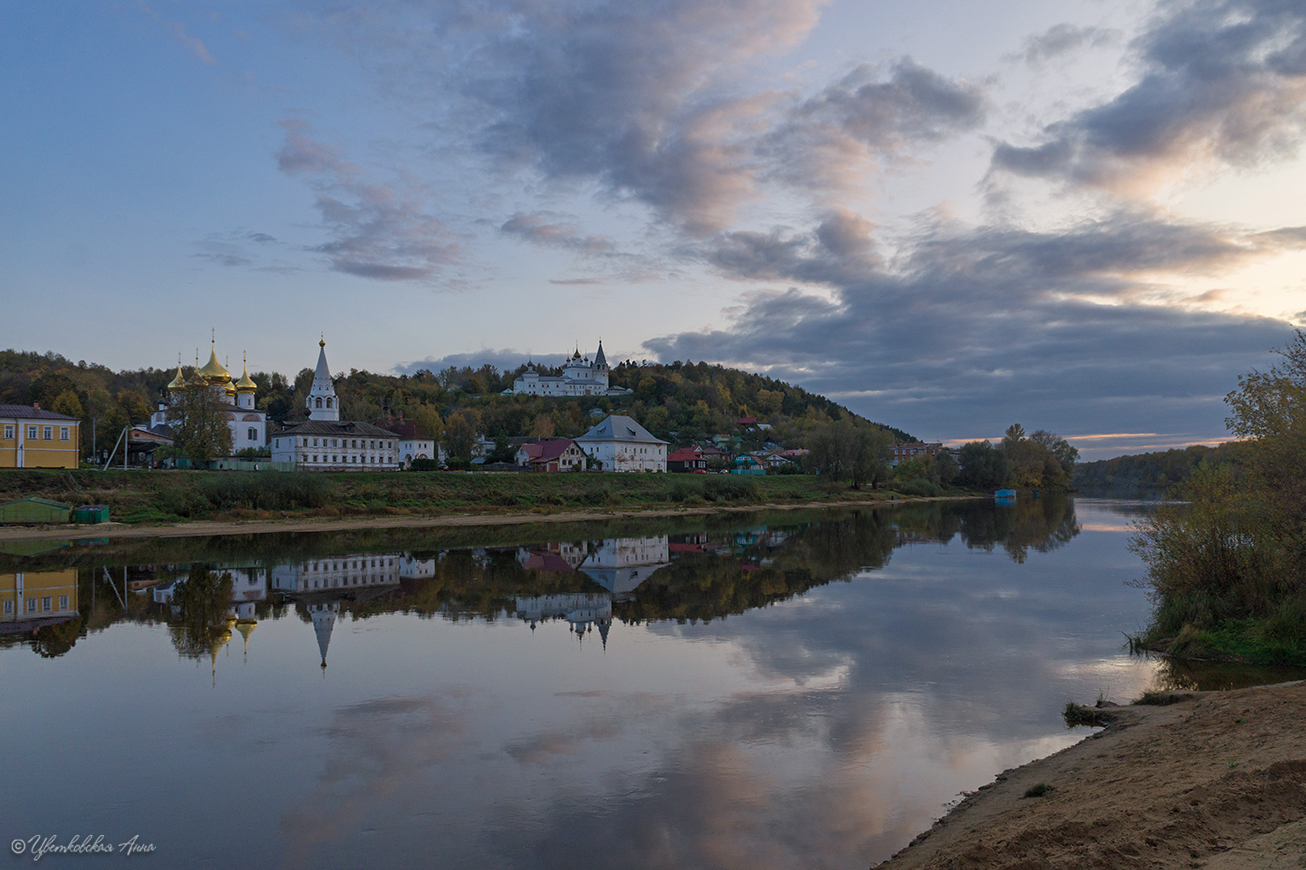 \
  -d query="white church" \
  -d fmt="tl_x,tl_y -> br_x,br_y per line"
150,338 -> 267,451
269,340 -> 404,471
509,341 -> 632,397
